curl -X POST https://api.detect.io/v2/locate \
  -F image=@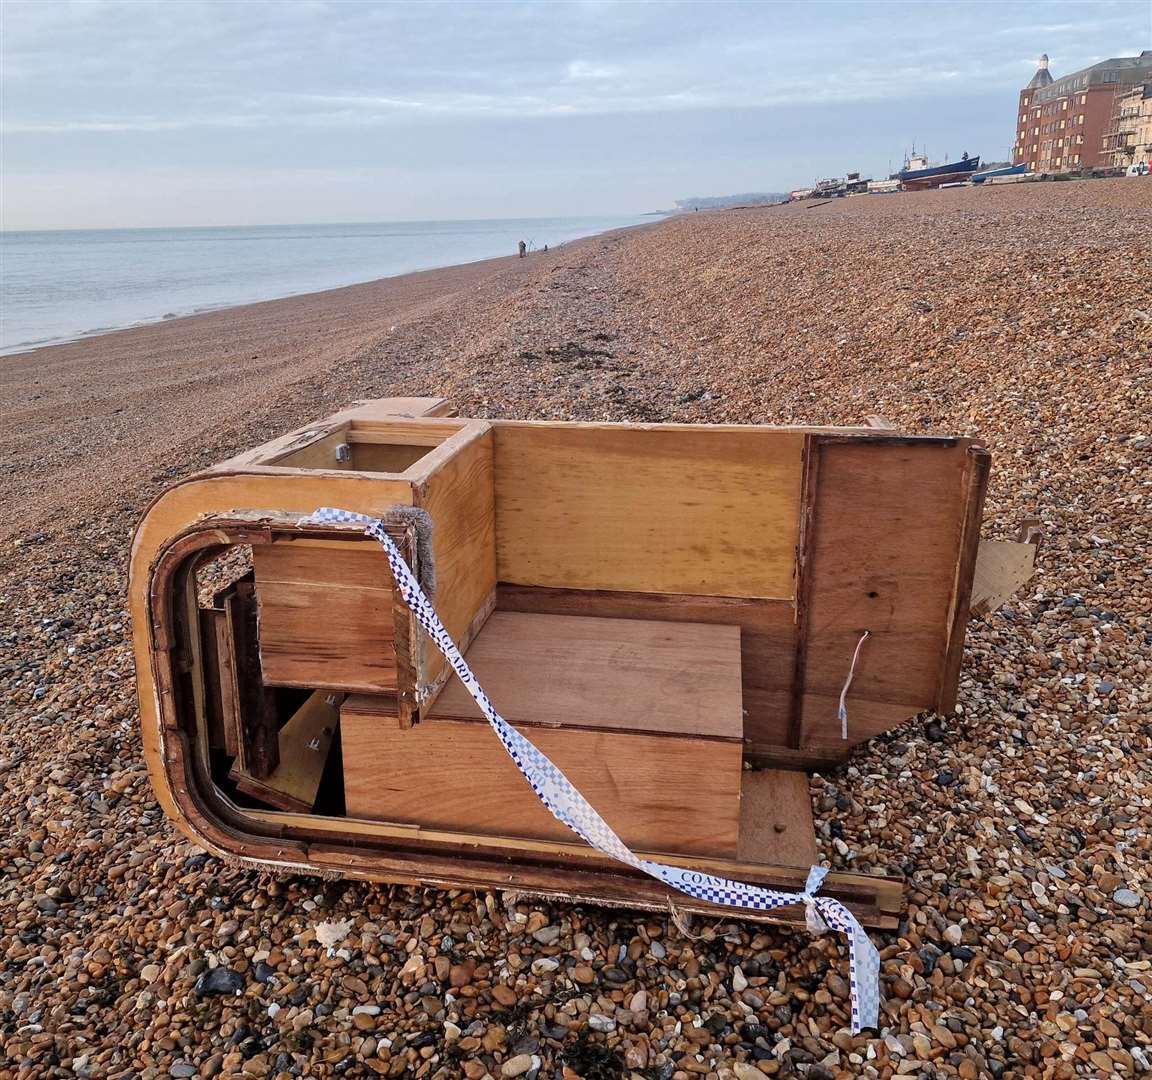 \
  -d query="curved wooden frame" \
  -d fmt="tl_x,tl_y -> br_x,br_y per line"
132,508 -> 902,928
